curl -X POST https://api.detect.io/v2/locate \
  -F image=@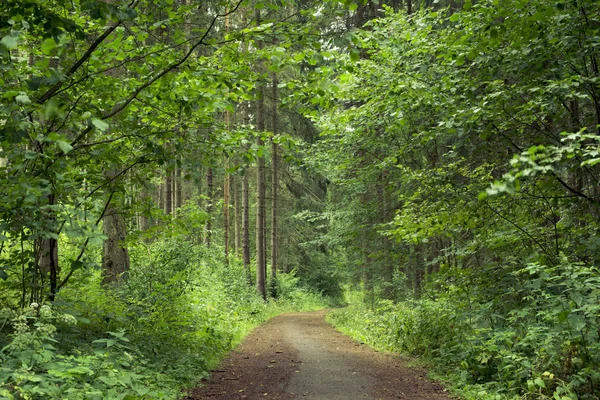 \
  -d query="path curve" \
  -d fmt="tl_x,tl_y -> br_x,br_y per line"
186,310 -> 452,399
